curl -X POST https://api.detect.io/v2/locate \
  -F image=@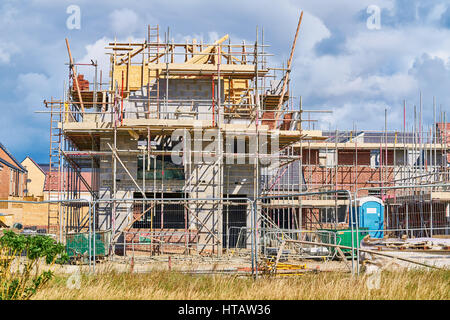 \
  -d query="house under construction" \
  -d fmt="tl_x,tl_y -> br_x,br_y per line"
44,19 -> 450,257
